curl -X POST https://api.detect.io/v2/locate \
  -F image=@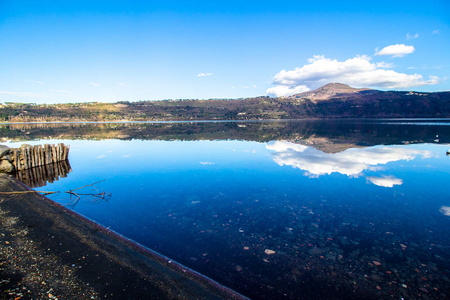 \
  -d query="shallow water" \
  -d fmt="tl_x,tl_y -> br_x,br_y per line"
3,120 -> 450,299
